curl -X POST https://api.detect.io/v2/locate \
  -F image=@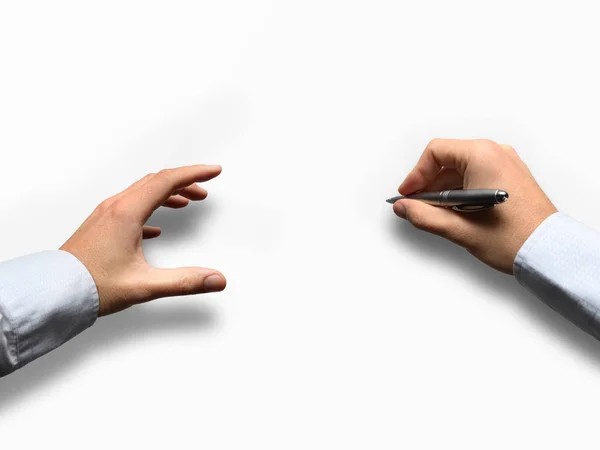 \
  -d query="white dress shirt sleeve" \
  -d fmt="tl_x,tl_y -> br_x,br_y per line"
514,212 -> 600,340
0,250 -> 98,377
